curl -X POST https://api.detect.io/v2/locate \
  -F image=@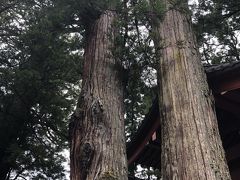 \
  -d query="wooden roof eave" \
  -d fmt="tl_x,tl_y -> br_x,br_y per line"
206,61 -> 240,93
127,99 -> 160,165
